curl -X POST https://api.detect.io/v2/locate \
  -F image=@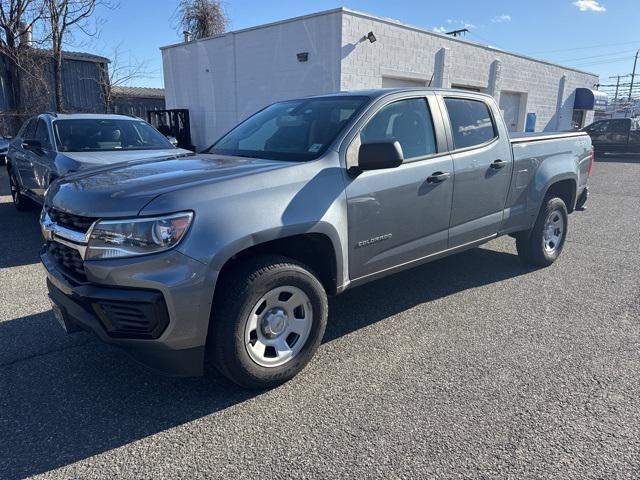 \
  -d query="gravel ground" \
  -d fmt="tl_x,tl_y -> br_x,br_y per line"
0,156 -> 639,479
